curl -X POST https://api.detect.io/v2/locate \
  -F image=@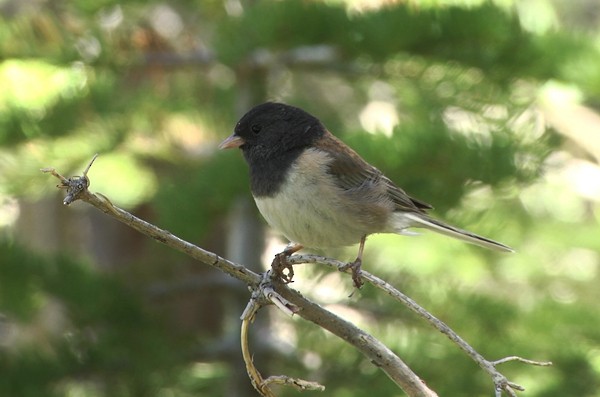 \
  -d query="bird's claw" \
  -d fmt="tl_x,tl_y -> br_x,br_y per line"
271,252 -> 295,284
341,258 -> 364,288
